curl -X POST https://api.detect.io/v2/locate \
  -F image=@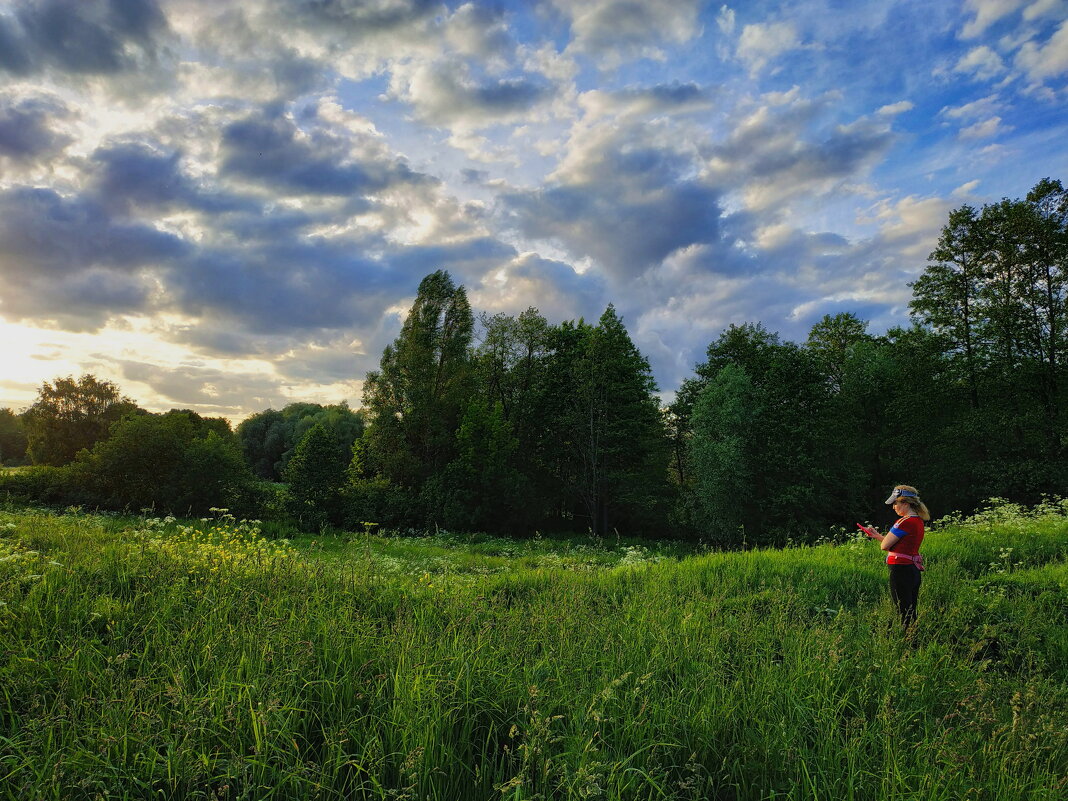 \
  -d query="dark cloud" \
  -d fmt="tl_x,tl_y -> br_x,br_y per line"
282,0 -> 439,35
164,236 -> 412,335
0,187 -> 188,276
748,121 -> 894,183
461,168 -> 490,184
486,253 -> 607,323
0,93 -> 73,162
470,76 -> 550,113
90,141 -> 256,214
396,64 -> 555,127
0,186 -> 188,328
219,111 -> 424,196
611,81 -> 712,113
501,155 -> 724,280
0,0 -> 171,76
